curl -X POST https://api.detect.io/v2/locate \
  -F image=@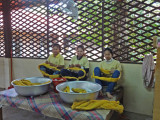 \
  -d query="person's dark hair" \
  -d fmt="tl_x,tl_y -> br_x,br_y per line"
77,45 -> 85,51
76,45 -> 86,56
104,47 -> 113,55
53,43 -> 61,51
